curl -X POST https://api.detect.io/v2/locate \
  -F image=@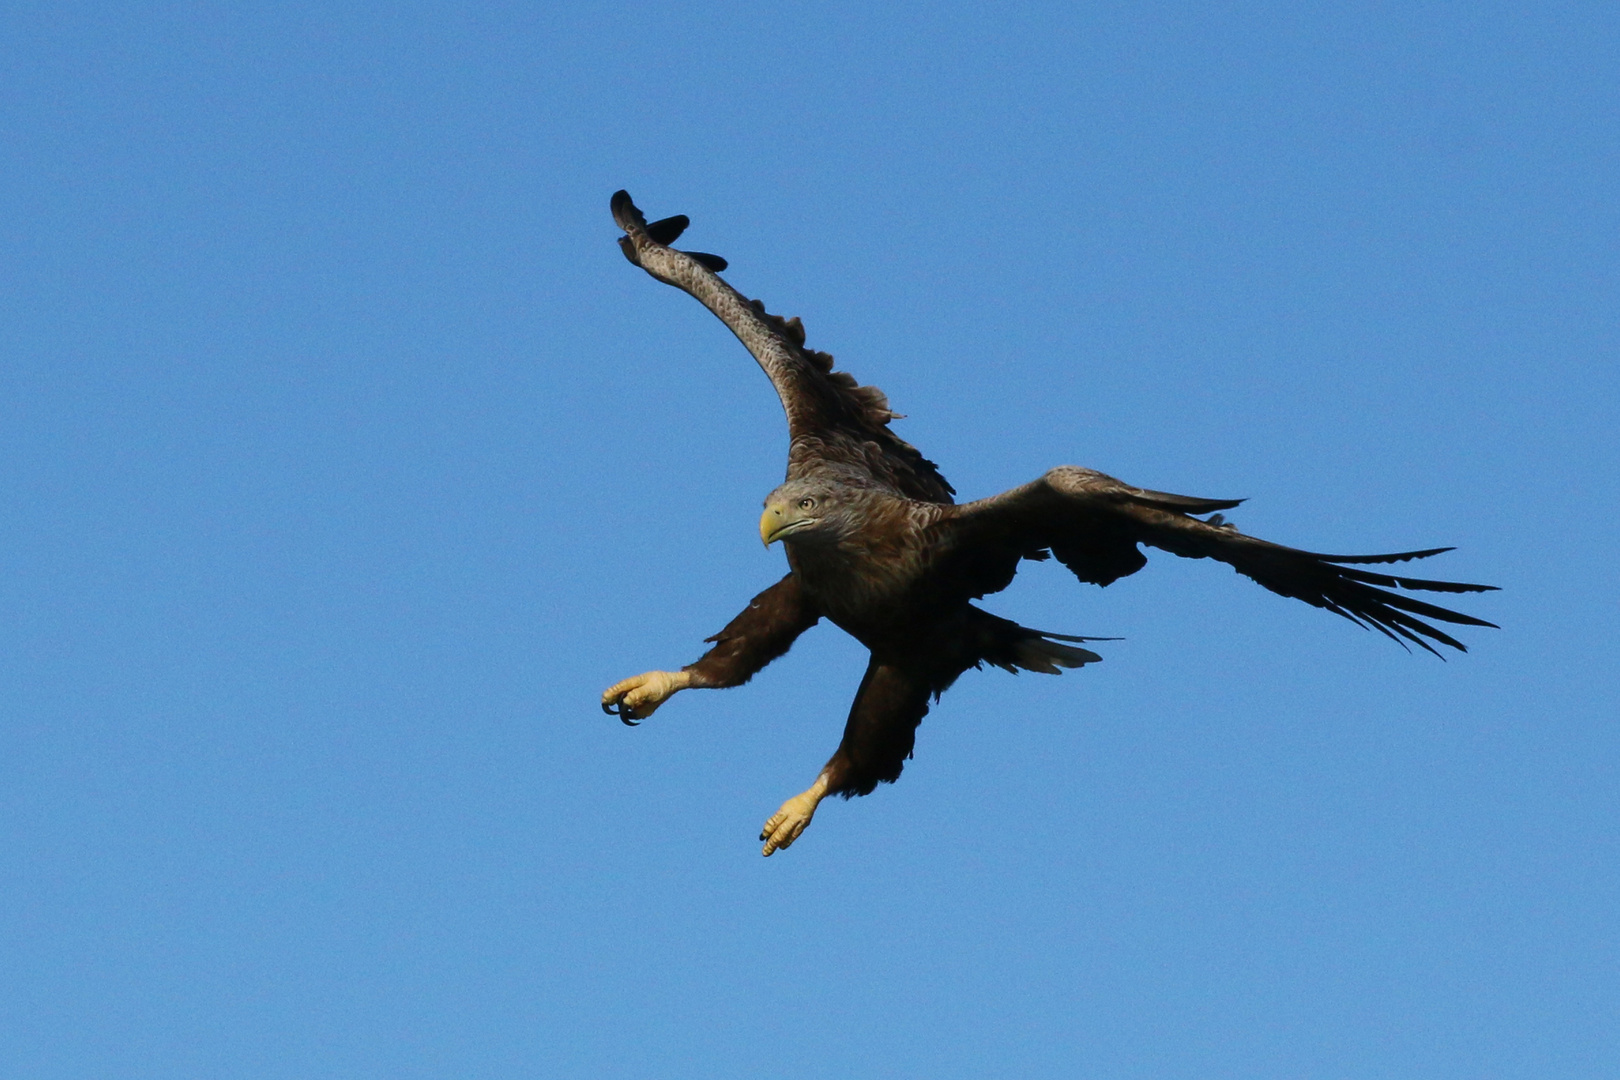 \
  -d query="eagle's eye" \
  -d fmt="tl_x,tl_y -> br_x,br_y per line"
798,497 -> 816,511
